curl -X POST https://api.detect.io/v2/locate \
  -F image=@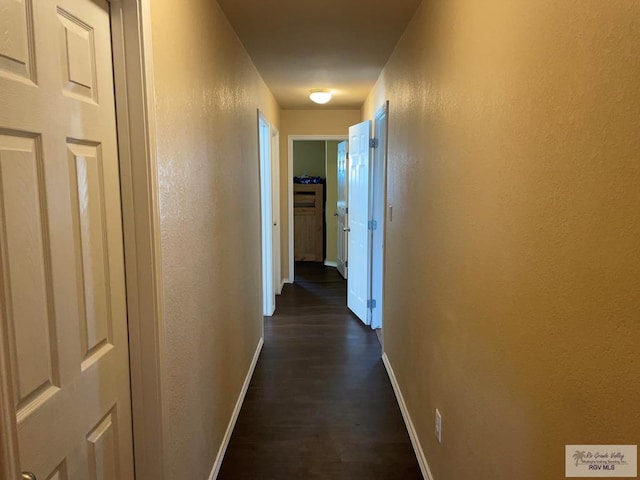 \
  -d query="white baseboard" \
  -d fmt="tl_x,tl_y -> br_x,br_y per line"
208,337 -> 264,480
324,260 -> 337,268
382,353 -> 434,480
281,278 -> 288,291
